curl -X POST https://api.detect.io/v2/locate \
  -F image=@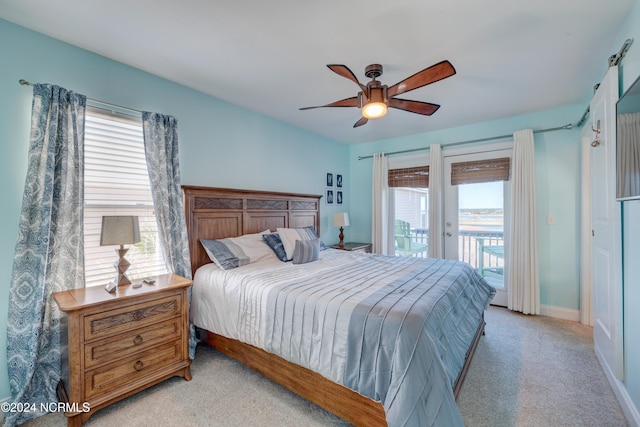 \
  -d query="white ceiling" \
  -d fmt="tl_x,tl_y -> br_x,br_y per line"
0,0 -> 636,144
